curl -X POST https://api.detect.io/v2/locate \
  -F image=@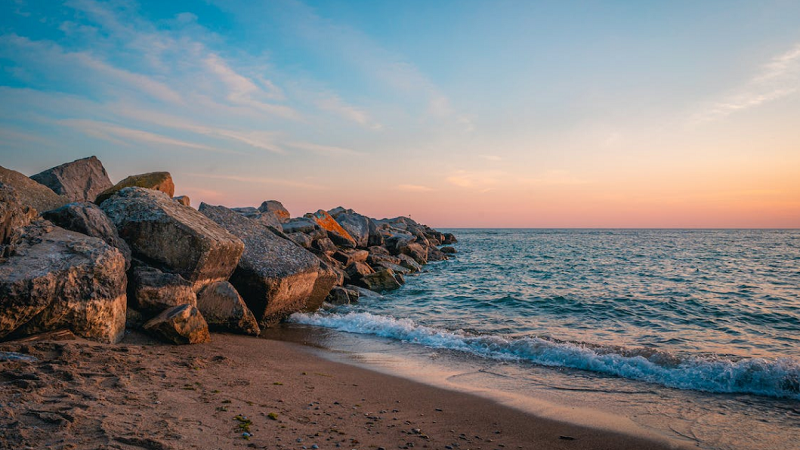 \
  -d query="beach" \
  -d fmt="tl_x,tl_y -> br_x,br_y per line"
0,331 -> 683,450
